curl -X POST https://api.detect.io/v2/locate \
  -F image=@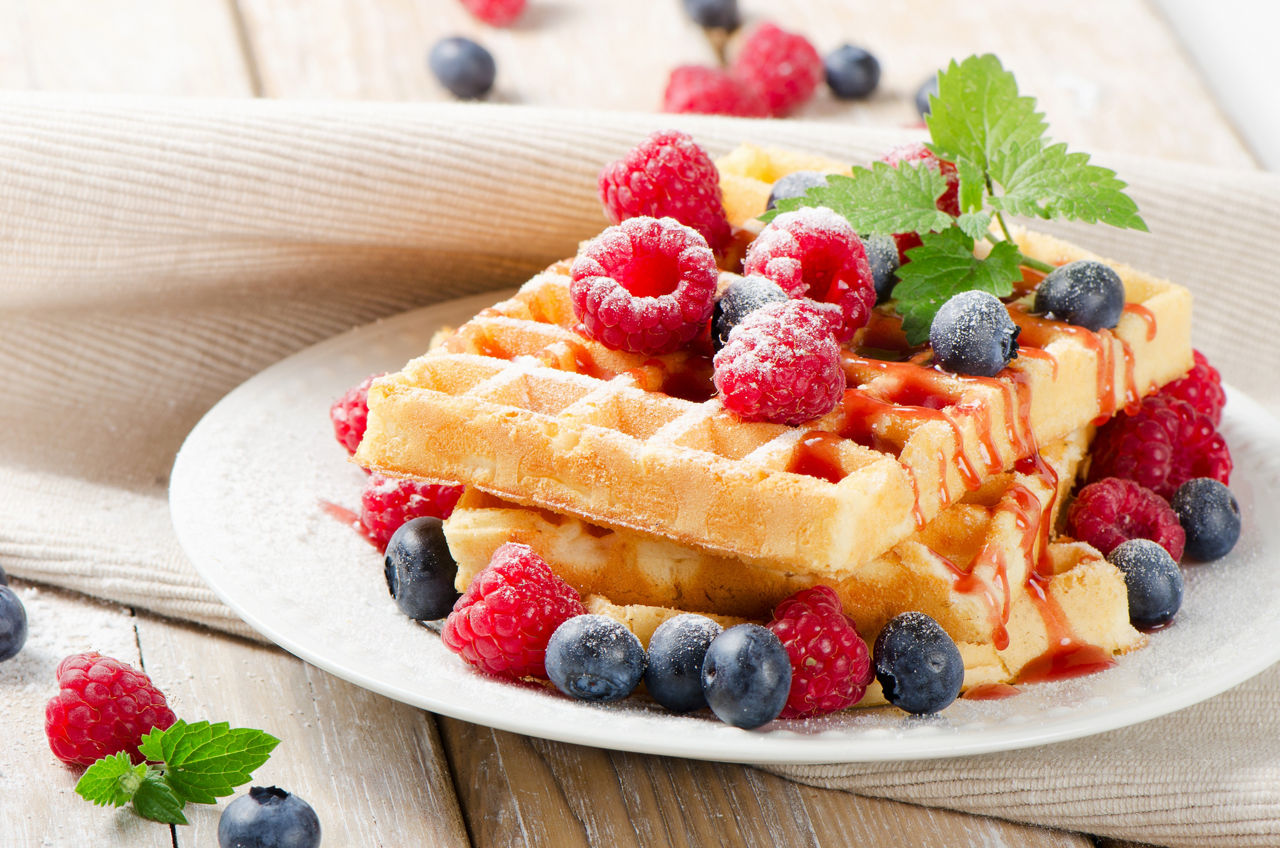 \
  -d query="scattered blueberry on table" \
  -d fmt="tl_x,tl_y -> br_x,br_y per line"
429,36 -> 497,99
